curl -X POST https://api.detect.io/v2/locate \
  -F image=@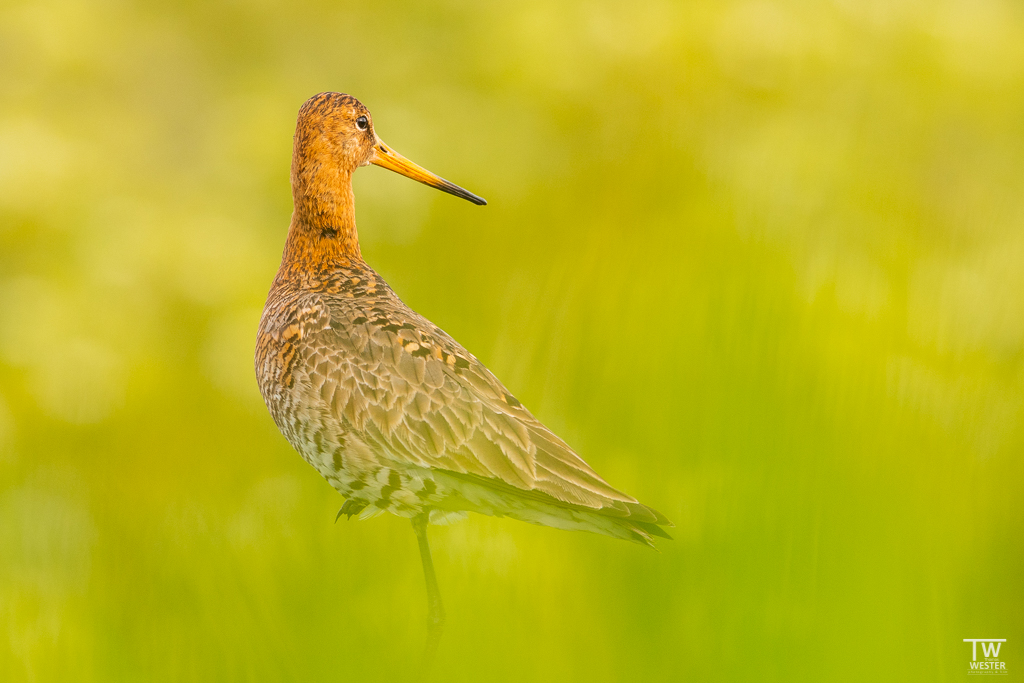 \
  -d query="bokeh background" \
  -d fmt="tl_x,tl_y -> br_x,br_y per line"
1,0 -> 1022,680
